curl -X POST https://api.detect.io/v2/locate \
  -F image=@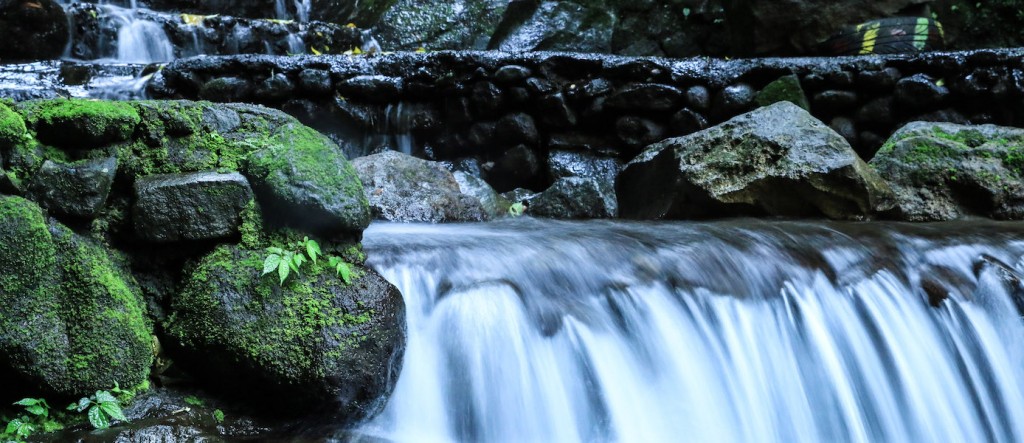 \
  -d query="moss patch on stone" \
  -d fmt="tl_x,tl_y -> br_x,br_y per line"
18,99 -> 141,149
755,74 -> 810,110
0,102 -> 27,149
